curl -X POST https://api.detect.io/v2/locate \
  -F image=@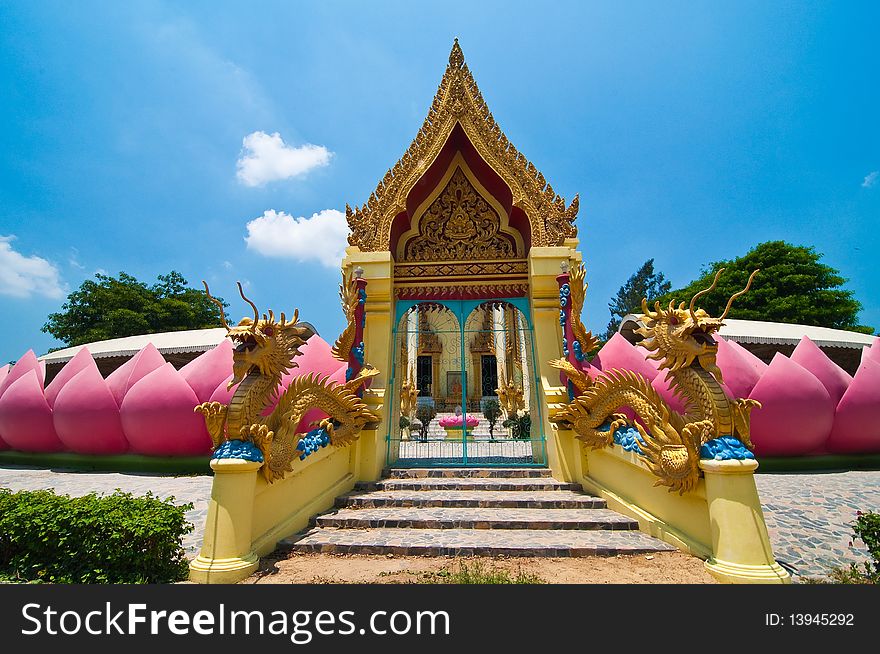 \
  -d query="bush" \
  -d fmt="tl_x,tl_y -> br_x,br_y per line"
503,413 -> 532,440
852,510 -> 880,582
483,399 -> 501,440
0,489 -> 193,583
